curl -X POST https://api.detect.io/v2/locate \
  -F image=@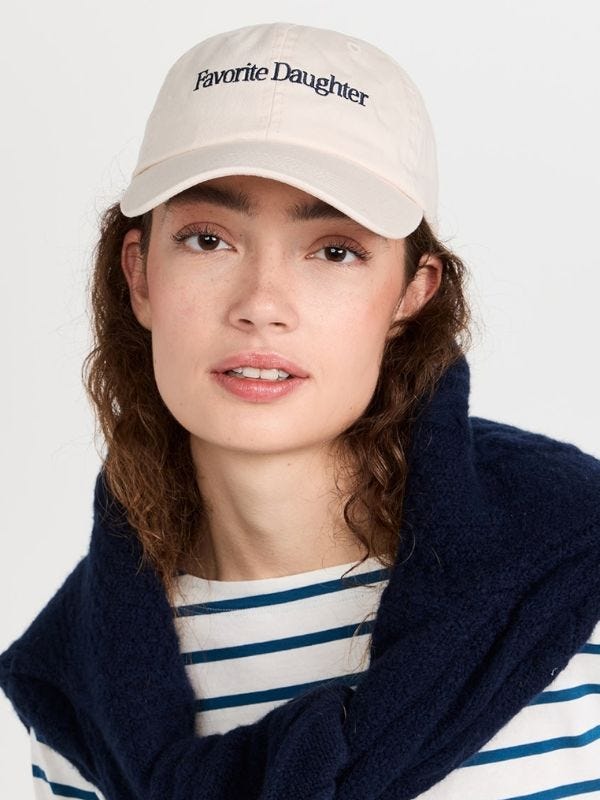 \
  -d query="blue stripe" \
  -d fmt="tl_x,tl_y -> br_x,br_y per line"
579,643 -> 600,654
529,683 -> 600,705
194,671 -> 365,711
463,723 -> 600,766
182,620 -> 374,665
32,764 -> 100,799
173,567 -> 390,617
500,776 -> 600,800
